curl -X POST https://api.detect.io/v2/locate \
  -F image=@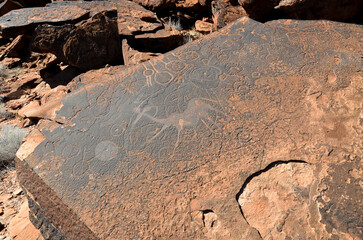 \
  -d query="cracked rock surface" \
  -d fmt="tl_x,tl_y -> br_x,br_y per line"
238,161 -> 319,239
14,17 -> 363,240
